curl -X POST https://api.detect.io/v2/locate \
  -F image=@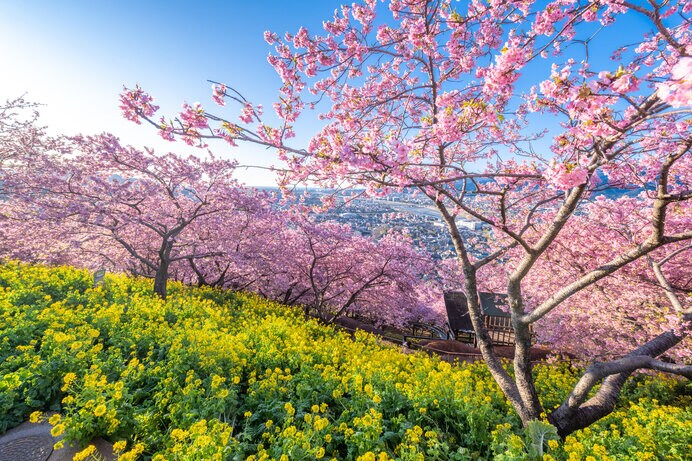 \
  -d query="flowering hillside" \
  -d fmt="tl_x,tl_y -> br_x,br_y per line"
0,262 -> 690,460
